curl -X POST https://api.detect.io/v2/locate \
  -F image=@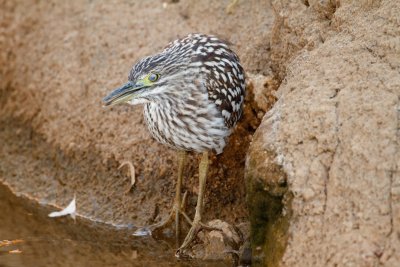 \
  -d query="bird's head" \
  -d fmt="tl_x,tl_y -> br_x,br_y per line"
102,47 -> 196,107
